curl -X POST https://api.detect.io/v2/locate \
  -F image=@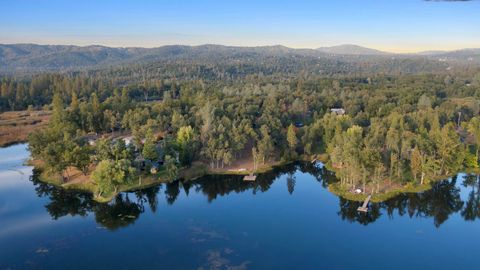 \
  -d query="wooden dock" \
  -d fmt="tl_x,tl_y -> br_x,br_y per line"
357,195 -> 371,212
243,173 -> 257,181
